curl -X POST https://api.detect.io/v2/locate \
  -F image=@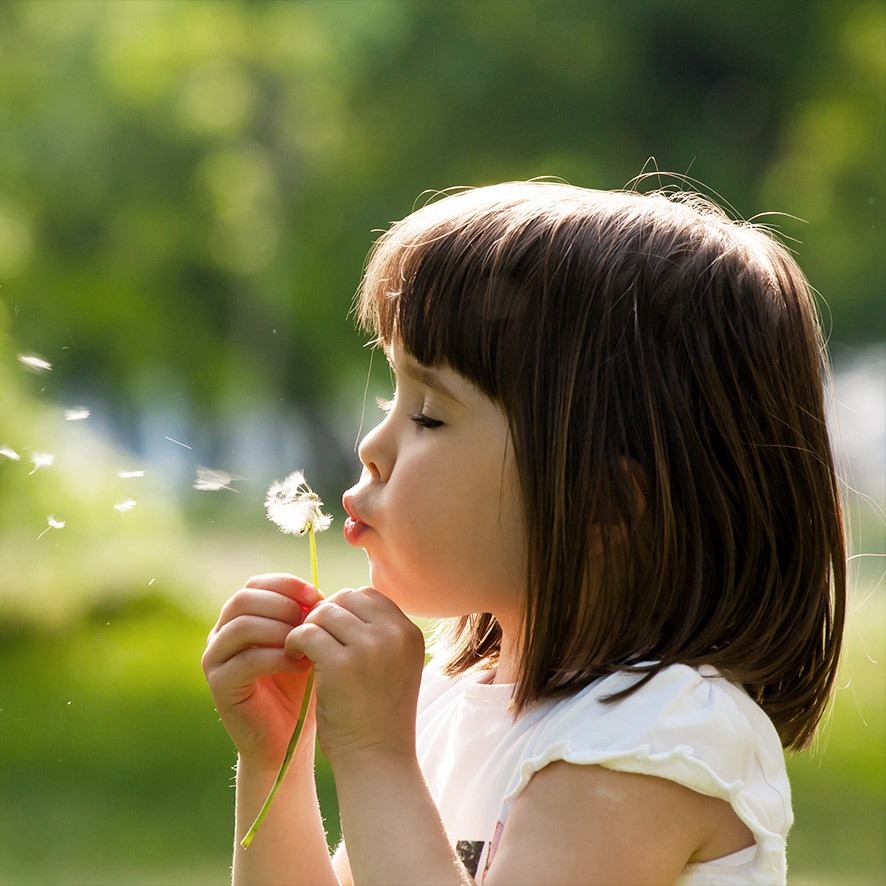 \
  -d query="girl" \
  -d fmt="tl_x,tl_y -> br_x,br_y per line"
203,181 -> 845,885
